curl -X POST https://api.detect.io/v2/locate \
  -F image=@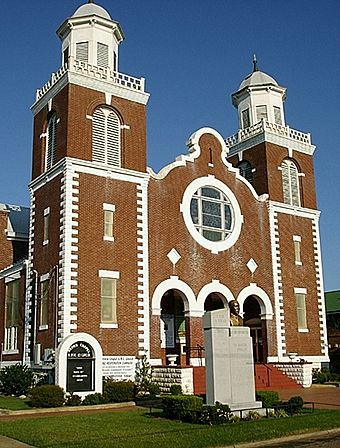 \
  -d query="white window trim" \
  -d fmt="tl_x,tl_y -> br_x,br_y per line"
100,323 -> 118,329
40,273 -> 50,282
293,235 -> 302,265
294,287 -> 308,331
180,176 -> 243,254
294,287 -> 307,294
103,203 -> 116,212
99,271 -> 119,327
98,270 -> 119,279
40,274 -> 50,330
43,207 -> 50,245
103,203 -> 115,241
